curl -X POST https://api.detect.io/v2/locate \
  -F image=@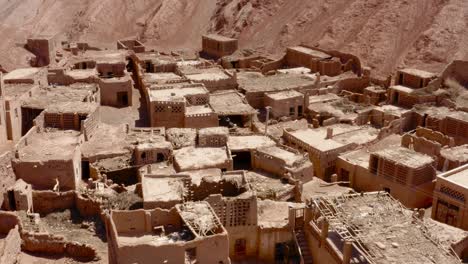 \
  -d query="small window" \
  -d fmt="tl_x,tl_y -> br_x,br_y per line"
141,152 -> 147,160
289,107 -> 295,116
14,109 -> 18,118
